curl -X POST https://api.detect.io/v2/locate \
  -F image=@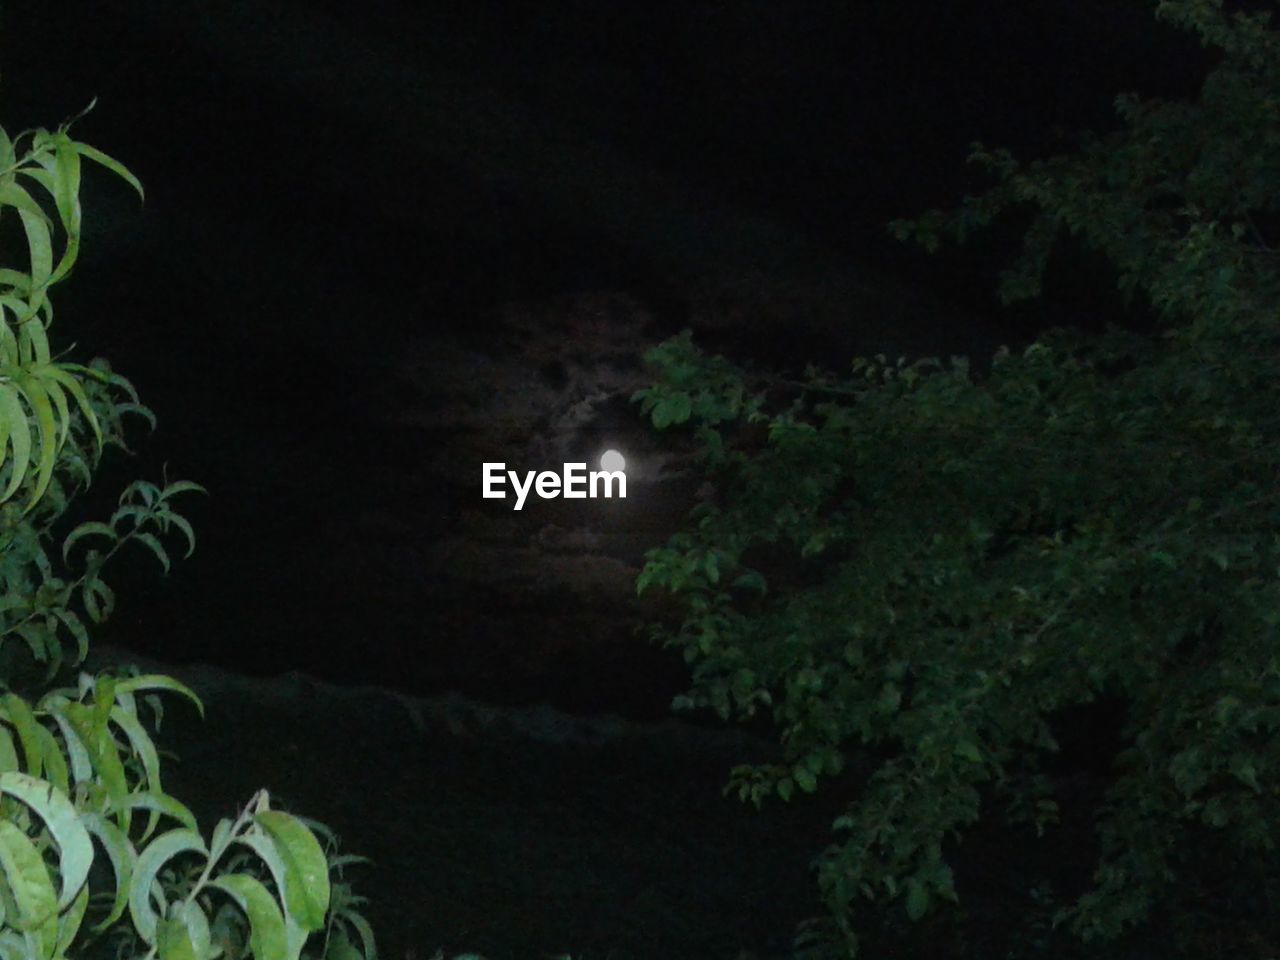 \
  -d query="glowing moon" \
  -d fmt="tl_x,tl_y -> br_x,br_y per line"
599,449 -> 626,473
